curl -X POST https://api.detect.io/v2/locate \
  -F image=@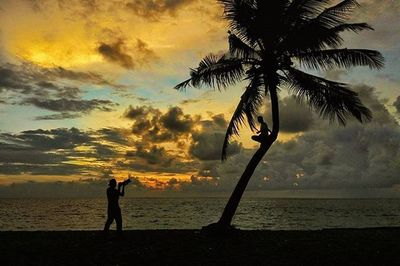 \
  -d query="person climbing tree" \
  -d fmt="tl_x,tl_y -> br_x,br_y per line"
251,116 -> 271,143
